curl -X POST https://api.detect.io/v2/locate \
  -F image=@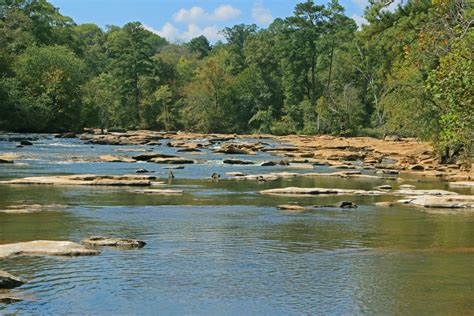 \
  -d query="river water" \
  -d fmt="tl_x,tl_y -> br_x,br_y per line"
0,134 -> 473,314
